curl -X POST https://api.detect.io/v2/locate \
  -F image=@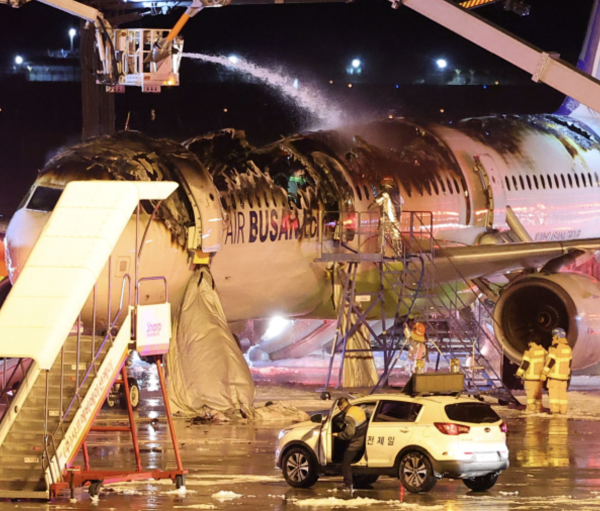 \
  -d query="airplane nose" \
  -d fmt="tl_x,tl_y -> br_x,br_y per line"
5,209 -> 50,284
